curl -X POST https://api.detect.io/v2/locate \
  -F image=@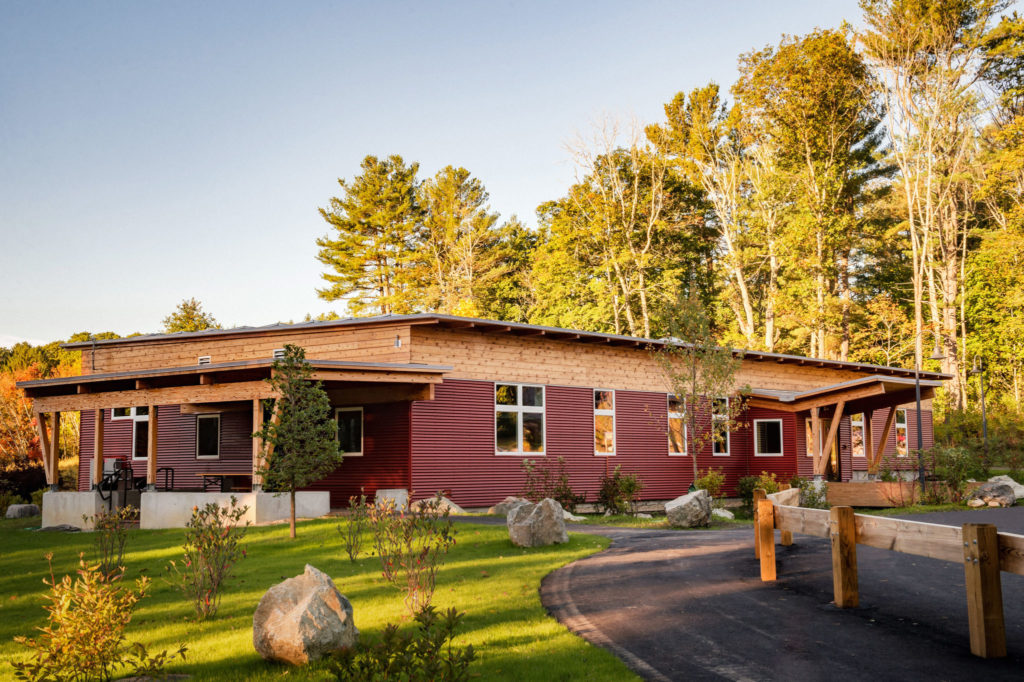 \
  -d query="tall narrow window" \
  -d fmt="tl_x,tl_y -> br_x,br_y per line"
594,389 -> 615,456
895,409 -> 908,457
850,413 -> 865,457
335,407 -> 363,456
668,395 -> 687,456
495,384 -> 545,455
712,397 -> 730,456
754,419 -> 783,457
132,406 -> 149,460
196,414 -> 220,459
